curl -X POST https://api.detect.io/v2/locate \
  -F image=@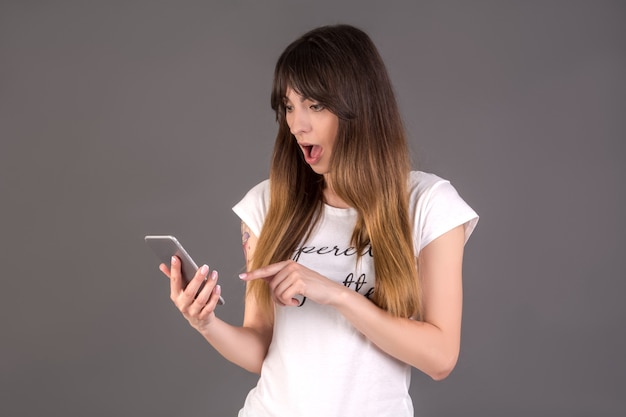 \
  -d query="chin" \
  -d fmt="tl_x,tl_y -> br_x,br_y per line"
310,166 -> 329,175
